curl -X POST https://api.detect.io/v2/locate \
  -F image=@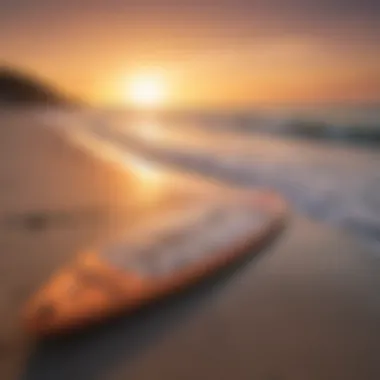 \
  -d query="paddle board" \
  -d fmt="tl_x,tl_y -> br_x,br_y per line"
24,190 -> 288,336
